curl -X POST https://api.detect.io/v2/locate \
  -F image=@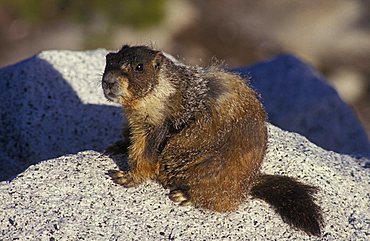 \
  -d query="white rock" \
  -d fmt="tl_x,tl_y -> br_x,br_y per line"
0,125 -> 369,240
